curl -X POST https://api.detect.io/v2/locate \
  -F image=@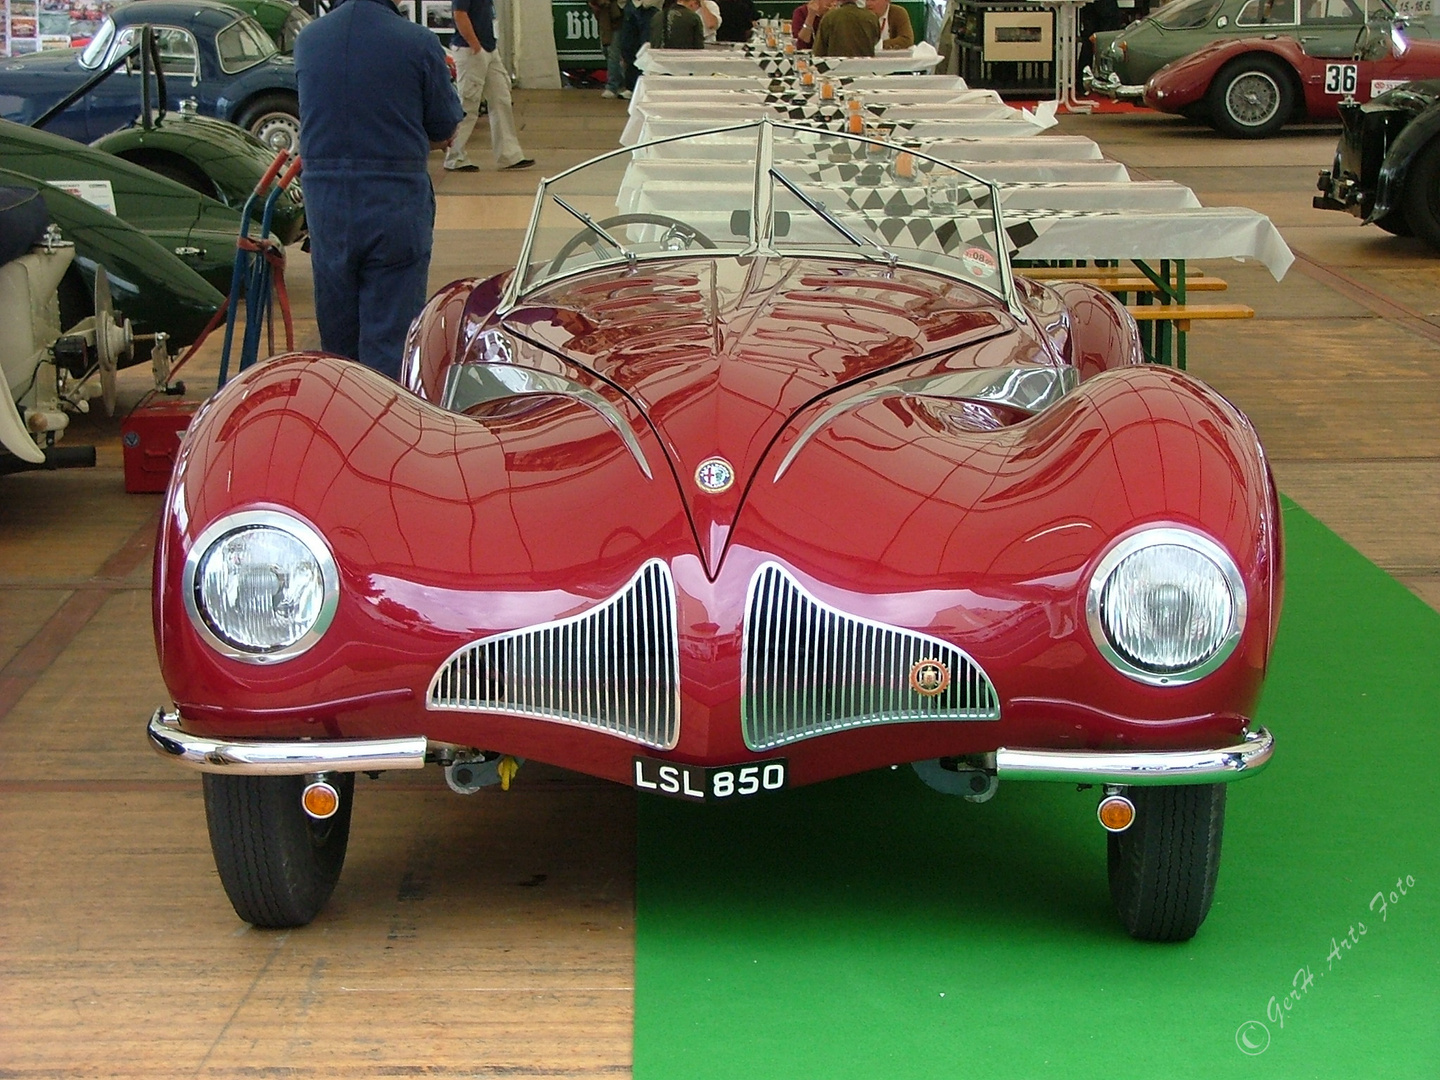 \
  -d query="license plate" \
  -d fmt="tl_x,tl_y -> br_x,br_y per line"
632,755 -> 788,802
